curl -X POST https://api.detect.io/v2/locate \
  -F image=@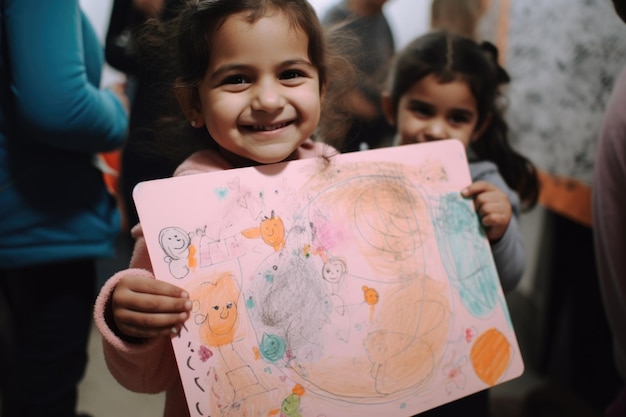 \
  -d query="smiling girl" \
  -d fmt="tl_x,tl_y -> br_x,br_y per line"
93,1 -> 352,415
382,30 -> 539,417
